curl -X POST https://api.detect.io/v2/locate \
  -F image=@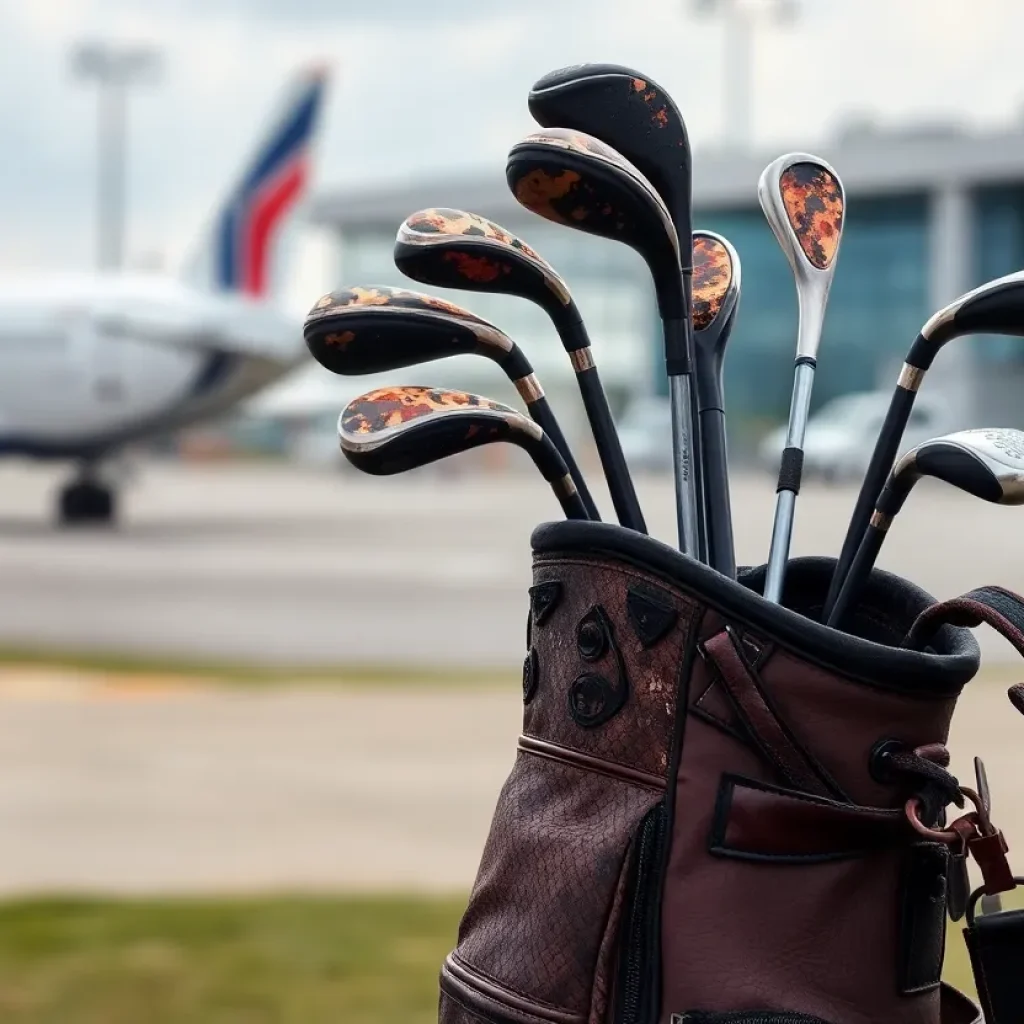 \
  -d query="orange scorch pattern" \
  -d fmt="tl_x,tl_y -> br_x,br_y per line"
512,167 -> 582,226
402,208 -> 544,265
692,236 -> 733,331
631,77 -> 671,129
306,285 -> 487,326
779,164 -> 844,270
341,387 -> 514,437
